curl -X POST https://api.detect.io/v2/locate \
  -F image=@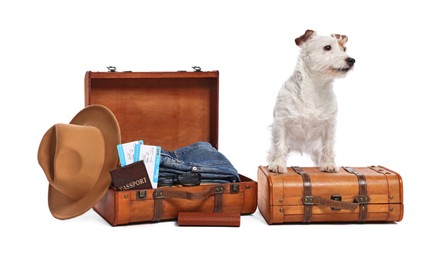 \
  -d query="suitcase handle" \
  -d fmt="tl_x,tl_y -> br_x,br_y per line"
152,186 -> 225,222
302,195 -> 359,210
153,185 -> 224,200
293,166 -> 369,222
